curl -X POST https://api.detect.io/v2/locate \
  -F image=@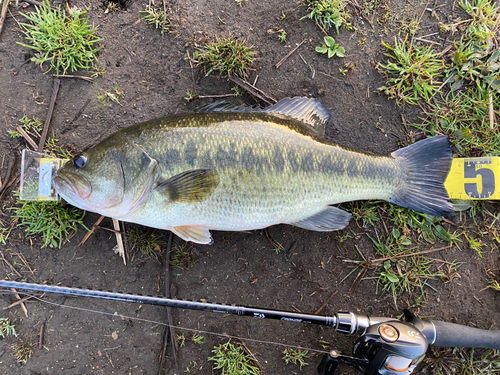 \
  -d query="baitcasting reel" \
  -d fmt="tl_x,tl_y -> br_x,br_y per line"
318,317 -> 428,375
